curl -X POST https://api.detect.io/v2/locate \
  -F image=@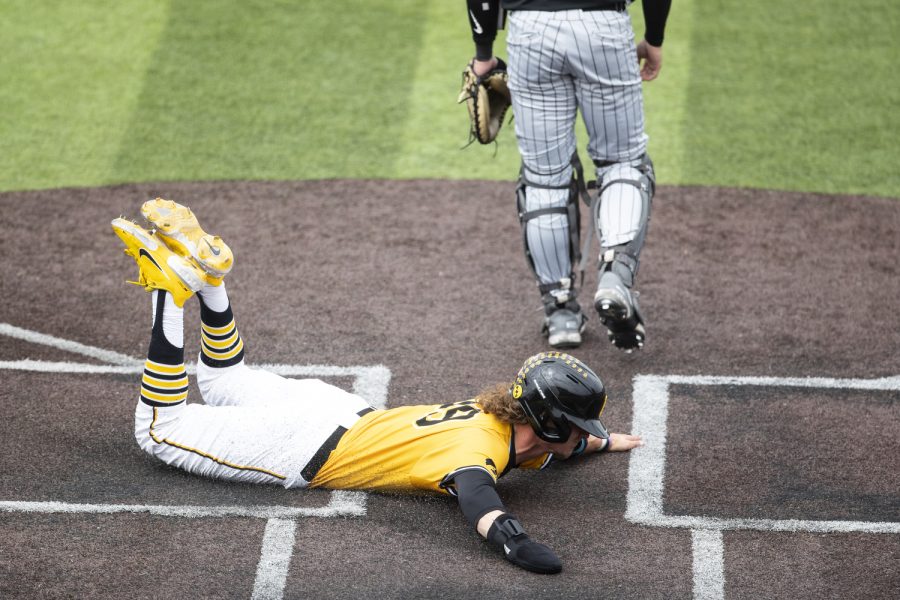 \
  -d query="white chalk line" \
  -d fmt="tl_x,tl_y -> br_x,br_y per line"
692,529 -> 724,600
0,320 -> 391,409
627,374 -> 900,599
252,519 -> 298,600
1,491 -> 366,600
1,323 -> 390,600
0,360 -> 139,374
664,373 -> 900,391
0,322 -> 141,366
627,374 -> 900,533
0,361 -> 390,411
632,513 -> 900,534
0,491 -> 367,519
626,376 -> 670,524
